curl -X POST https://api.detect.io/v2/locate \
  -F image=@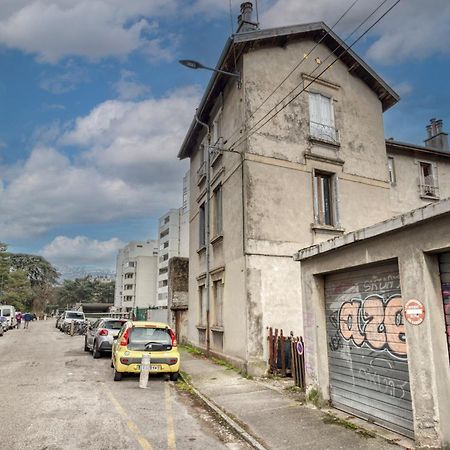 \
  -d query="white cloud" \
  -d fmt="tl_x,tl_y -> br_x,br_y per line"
39,60 -> 89,94
0,87 -> 198,240
261,0 -> 450,64
42,235 -> 125,267
113,70 -> 150,100
0,0 -> 178,63
61,86 -> 200,184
